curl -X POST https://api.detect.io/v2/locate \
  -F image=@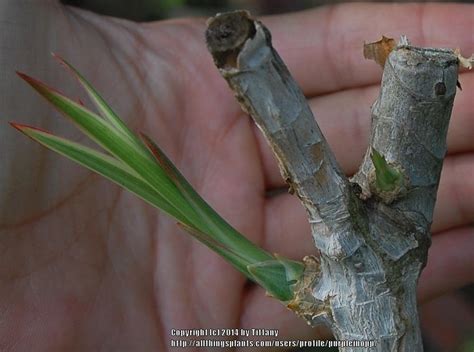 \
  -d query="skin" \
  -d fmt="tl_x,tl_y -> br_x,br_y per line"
0,1 -> 472,351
